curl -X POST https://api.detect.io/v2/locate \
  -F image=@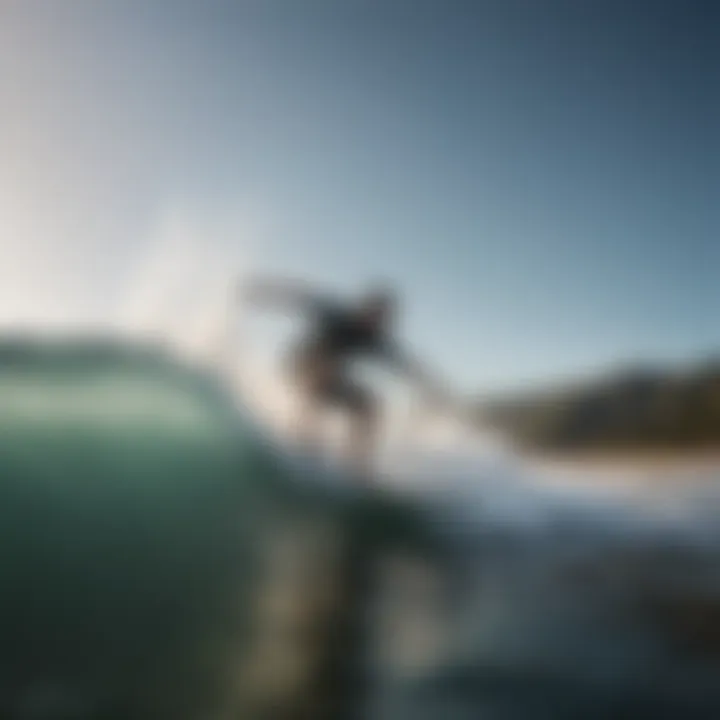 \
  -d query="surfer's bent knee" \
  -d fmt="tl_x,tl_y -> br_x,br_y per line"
347,386 -> 377,425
